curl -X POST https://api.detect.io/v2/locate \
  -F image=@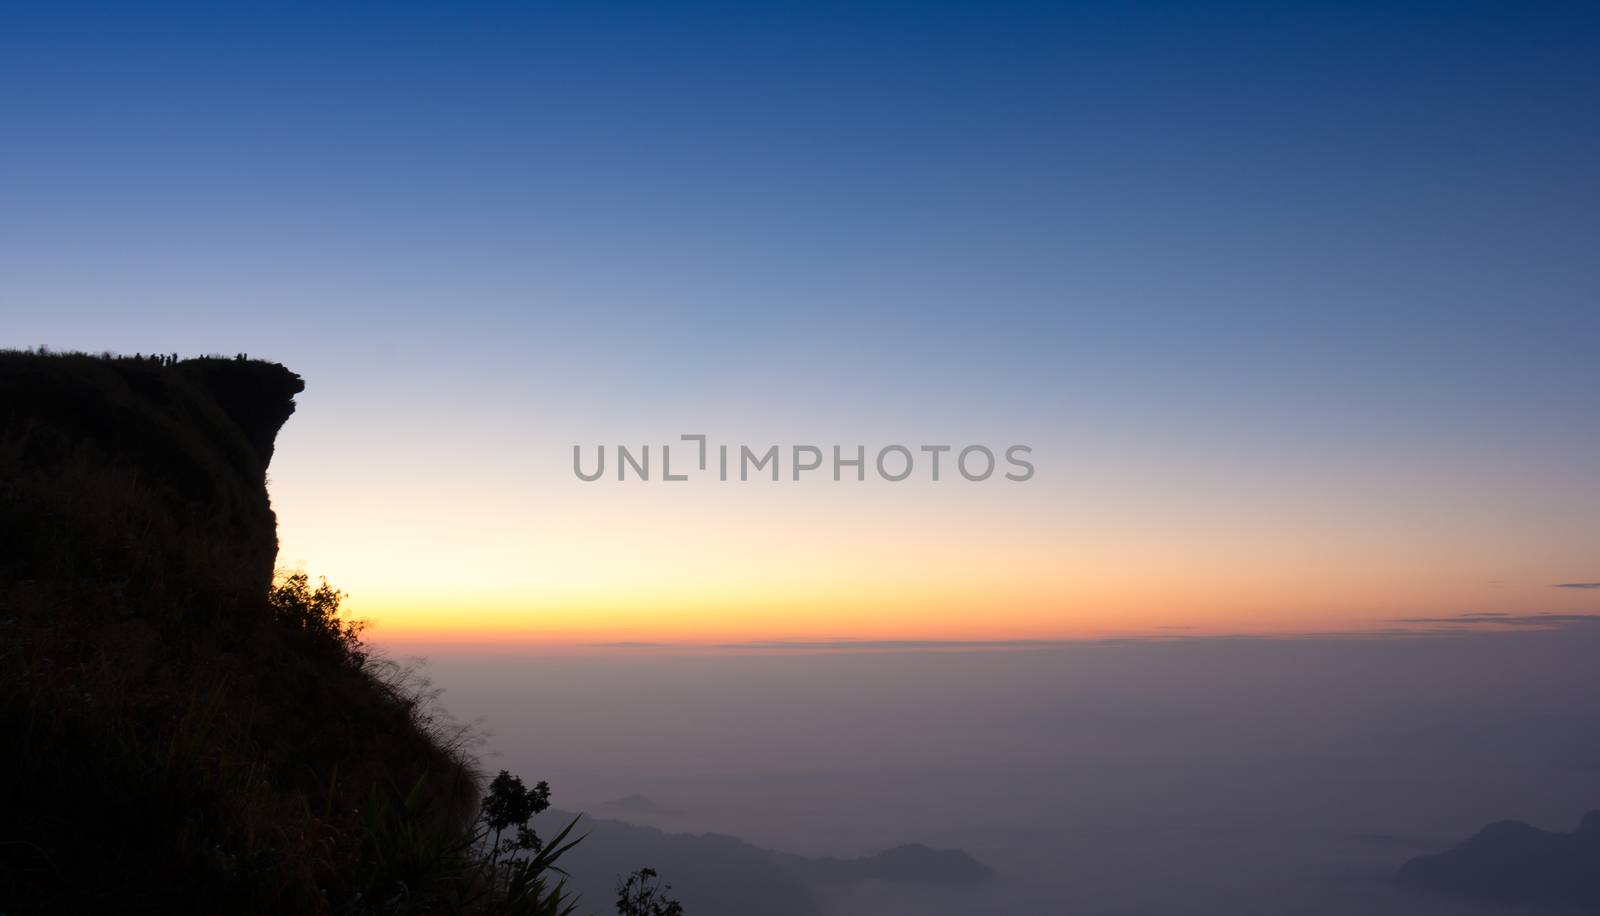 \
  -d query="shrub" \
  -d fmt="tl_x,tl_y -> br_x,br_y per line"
269,571 -> 368,666
616,868 -> 684,916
